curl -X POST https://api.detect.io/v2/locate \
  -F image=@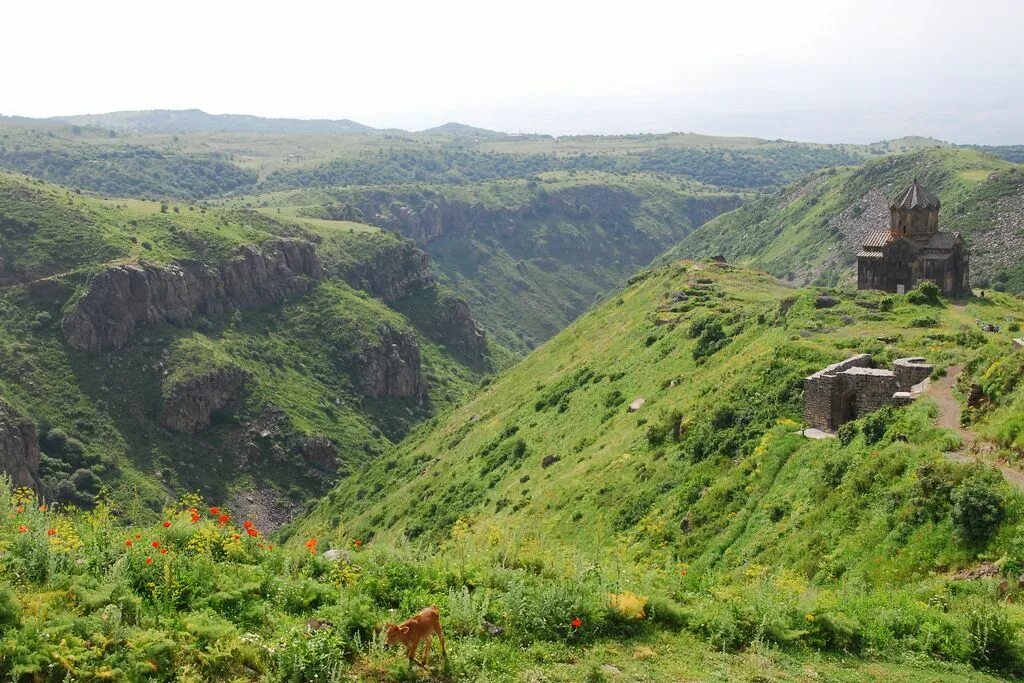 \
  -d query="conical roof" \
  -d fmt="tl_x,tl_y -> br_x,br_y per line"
891,178 -> 940,211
